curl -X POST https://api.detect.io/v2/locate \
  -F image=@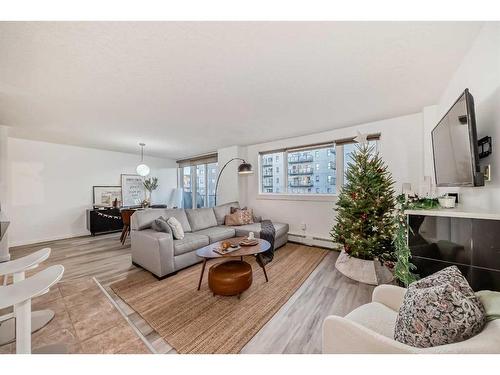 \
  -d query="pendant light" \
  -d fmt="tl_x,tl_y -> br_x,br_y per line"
136,142 -> 150,177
